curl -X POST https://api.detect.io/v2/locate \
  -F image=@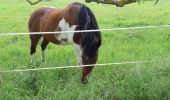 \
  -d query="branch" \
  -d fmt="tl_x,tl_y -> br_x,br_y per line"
85,0 -> 136,7
26,0 -> 43,5
154,0 -> 159,5
85,0 -> 159,7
